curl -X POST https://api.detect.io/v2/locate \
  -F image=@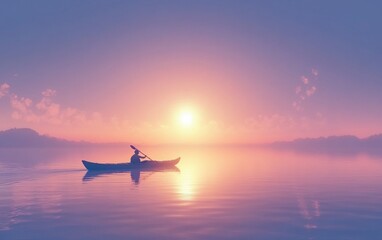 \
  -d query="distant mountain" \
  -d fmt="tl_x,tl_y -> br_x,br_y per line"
271,134 -> 382,155
0,128 -> 88,148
